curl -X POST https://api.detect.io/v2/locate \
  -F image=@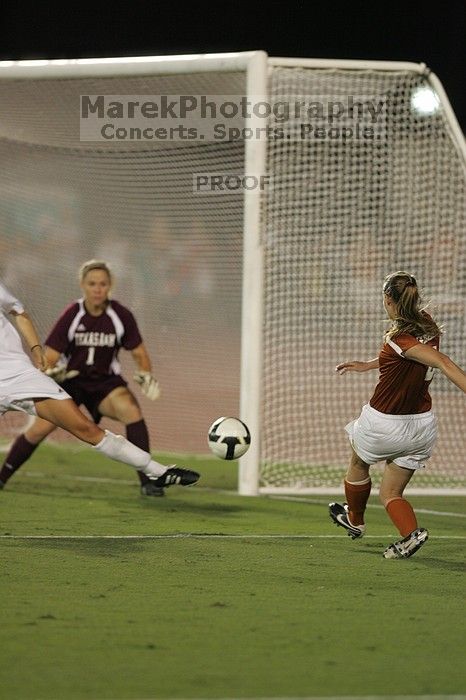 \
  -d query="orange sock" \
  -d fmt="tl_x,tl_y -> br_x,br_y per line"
344,478 -> 371,526
385,497 -> 417,537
